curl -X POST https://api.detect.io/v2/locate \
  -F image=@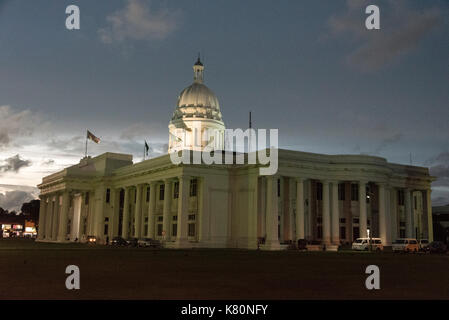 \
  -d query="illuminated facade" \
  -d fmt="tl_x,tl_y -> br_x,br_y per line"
36,59 -> 434,250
